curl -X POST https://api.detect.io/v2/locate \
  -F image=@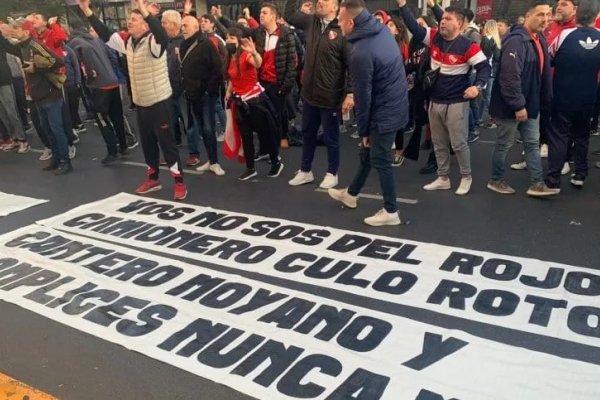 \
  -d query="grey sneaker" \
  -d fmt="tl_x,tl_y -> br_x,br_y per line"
487,180 -> 516,195
526,182 -> 559,197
